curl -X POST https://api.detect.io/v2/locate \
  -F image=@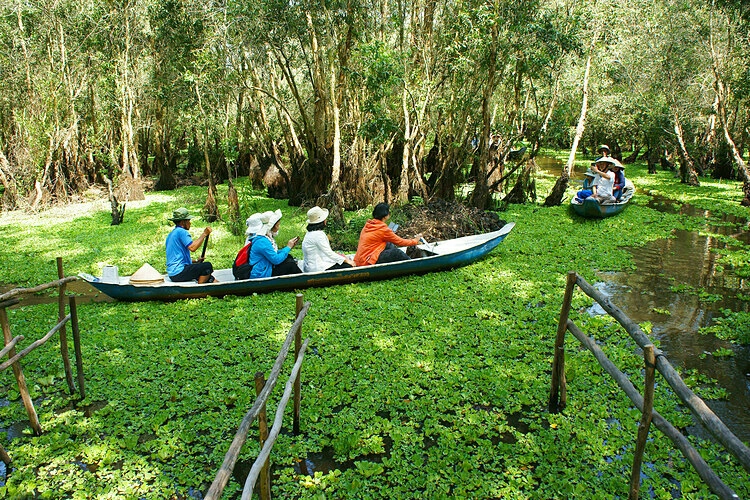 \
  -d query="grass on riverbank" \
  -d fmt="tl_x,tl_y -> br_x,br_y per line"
0,160 -> 748,498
